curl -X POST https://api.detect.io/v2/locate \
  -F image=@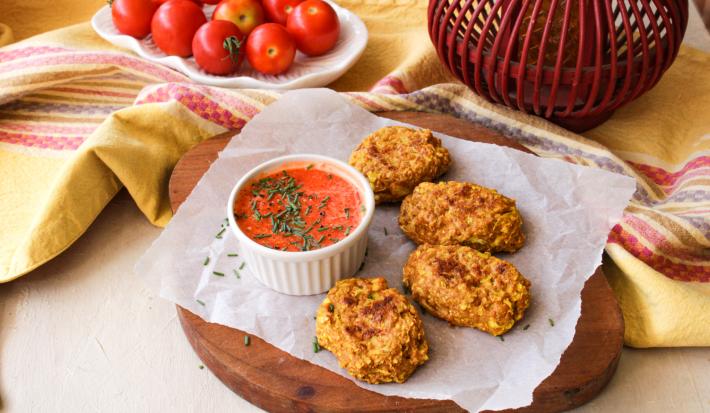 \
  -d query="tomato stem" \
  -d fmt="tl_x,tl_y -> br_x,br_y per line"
222,36 -> 243,65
